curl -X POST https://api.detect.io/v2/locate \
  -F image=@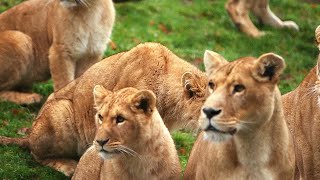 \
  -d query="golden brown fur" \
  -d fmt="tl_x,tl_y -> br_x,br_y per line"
0,0 -> 115,104
0,43 -> 208,176
184,51 -> 295,179
72,86 -> 181,180
282,26 -> 320,179
226,0 -> 299,37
